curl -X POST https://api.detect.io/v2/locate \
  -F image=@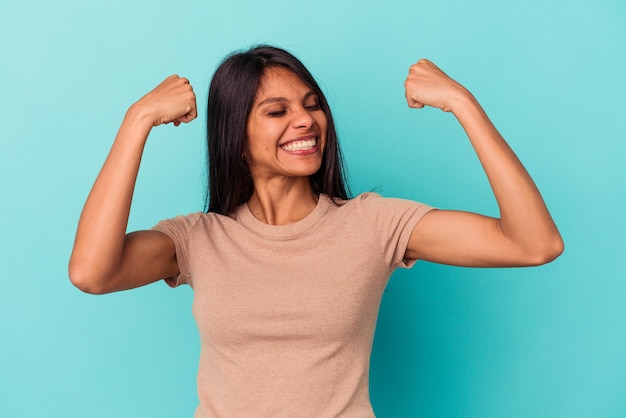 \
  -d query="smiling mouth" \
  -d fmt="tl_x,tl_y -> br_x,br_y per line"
280,137 -> 317,152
